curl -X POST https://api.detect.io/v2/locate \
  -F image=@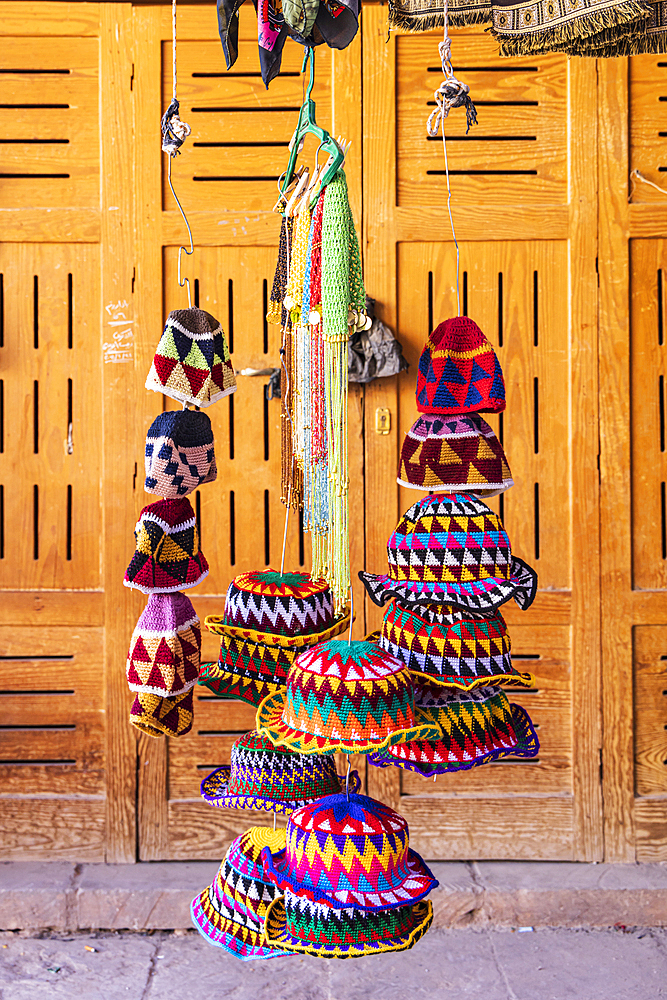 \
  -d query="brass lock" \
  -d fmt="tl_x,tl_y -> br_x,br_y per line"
375,407 -> 391,435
